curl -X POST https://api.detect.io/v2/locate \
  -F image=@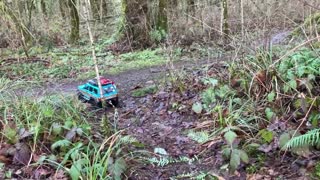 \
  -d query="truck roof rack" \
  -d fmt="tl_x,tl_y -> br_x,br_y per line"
87,77 -> 114,86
